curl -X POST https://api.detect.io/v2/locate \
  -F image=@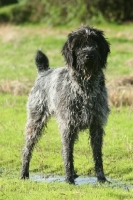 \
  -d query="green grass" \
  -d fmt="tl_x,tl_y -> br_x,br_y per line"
104,24 -> 133,79
0,29 -> 65,80
1,24 -> 133,199
1,178 -> 133,200
0,24 -> 133,81
0,95 -> 133,199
